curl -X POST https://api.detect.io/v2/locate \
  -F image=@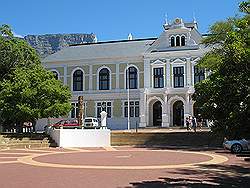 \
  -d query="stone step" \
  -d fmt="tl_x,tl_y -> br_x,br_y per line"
0,142 -> 51,149
111,132 -> 223,147
0,133 -> 57,149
